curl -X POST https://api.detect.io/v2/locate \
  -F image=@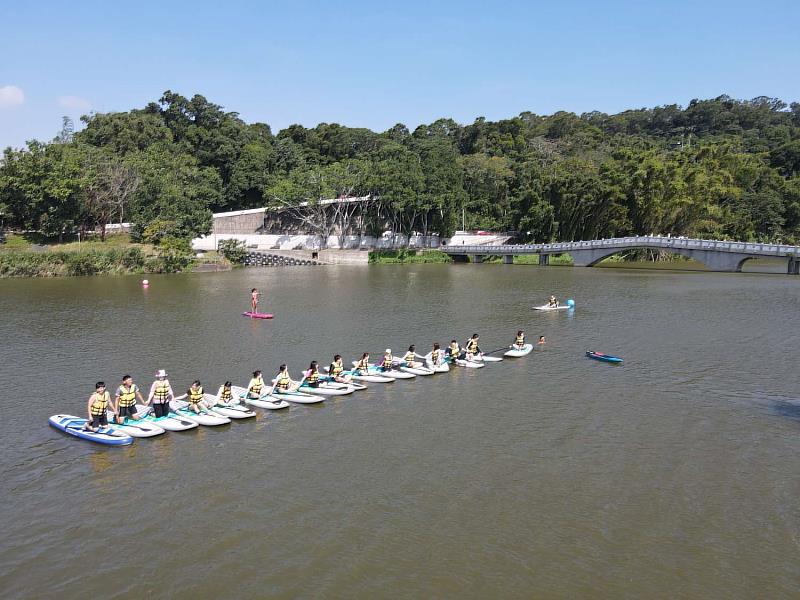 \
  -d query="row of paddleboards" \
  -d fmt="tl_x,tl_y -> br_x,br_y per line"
49,343 -> 536,446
